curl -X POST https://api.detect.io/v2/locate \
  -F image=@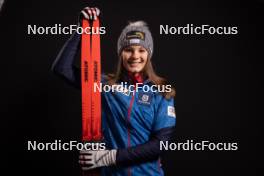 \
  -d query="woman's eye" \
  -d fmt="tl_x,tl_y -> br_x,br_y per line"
124,48 -> 133,52
139,49 -> 146,53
